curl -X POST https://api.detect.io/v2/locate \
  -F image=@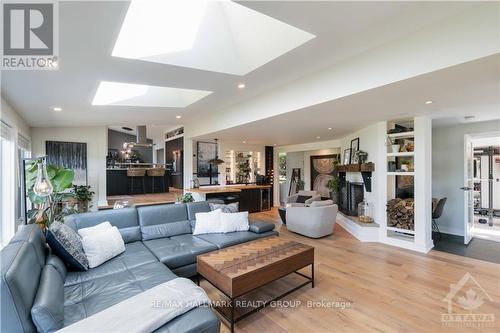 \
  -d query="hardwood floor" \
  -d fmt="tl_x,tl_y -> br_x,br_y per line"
201,208 -> 500,333
103,188 -> 182,209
